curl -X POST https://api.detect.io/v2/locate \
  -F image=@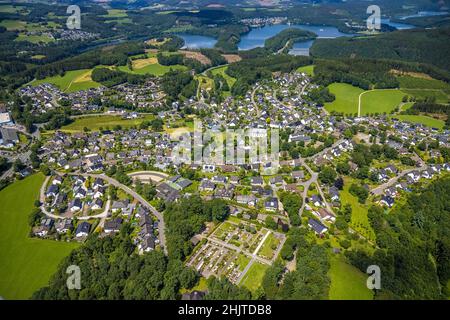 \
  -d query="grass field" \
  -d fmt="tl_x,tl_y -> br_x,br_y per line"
398,75 -> 450,91
240,262 -> 269,293
60,115 -> 155,132
0,19 -> 26,30
359,89 -> 404,115
328,255 -> 373,300
101,9 -> 128,18
257,233 -> 279,260
210,66 -> 236,88
402,89 -> 449,104
15,33 -> 53,44
0,174 -> 78,299
391,115 -> 445,130
118,53 -> 186,76
30,69 -> 101,92
325,83 -> 363,115
341,178 -> 376,241
325,83 -> 406,115
297,64 -> 315,76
